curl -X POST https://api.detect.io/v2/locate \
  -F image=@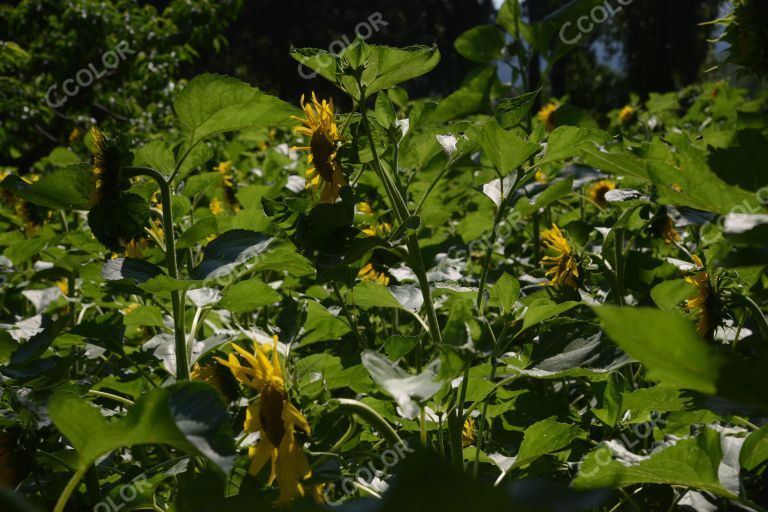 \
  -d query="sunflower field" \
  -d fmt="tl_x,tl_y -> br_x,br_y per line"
1,0 -> 768,511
